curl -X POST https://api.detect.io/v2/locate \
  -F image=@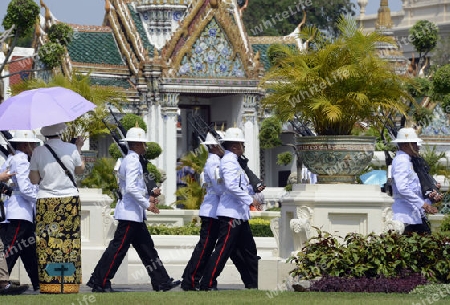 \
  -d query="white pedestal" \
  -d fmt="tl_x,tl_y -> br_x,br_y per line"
278,184 -> 395,258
